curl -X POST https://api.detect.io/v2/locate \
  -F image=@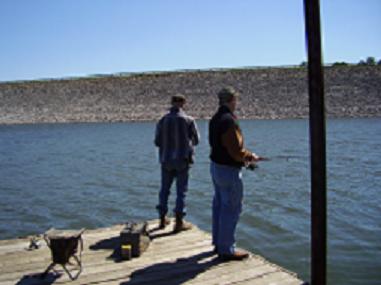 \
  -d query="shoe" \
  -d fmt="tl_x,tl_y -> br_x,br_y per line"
218,250 -> 249,261
159,215 -> 170,229
173,220 -> 192,233
173,214 -> 192,233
